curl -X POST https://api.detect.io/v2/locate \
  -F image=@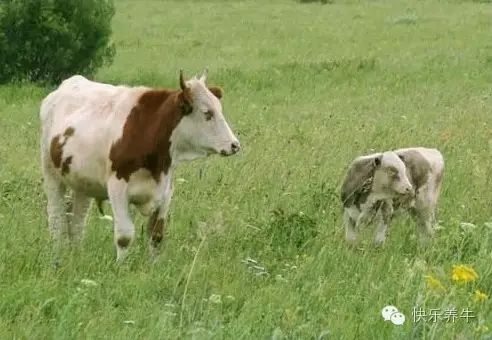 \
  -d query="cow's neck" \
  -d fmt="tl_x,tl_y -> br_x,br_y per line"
110,89 -> 185,182
152,91 -> 208,171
